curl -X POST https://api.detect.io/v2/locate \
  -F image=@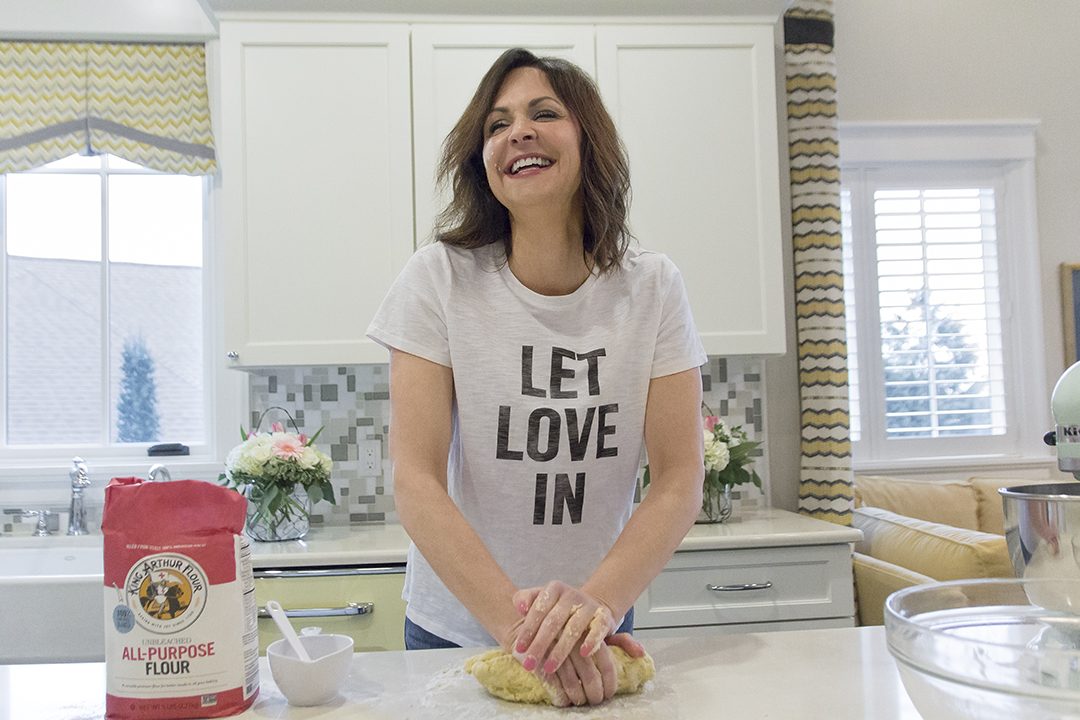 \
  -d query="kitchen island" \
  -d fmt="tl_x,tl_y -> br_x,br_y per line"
0,626 -> 919,719
1,508 -> 861,663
